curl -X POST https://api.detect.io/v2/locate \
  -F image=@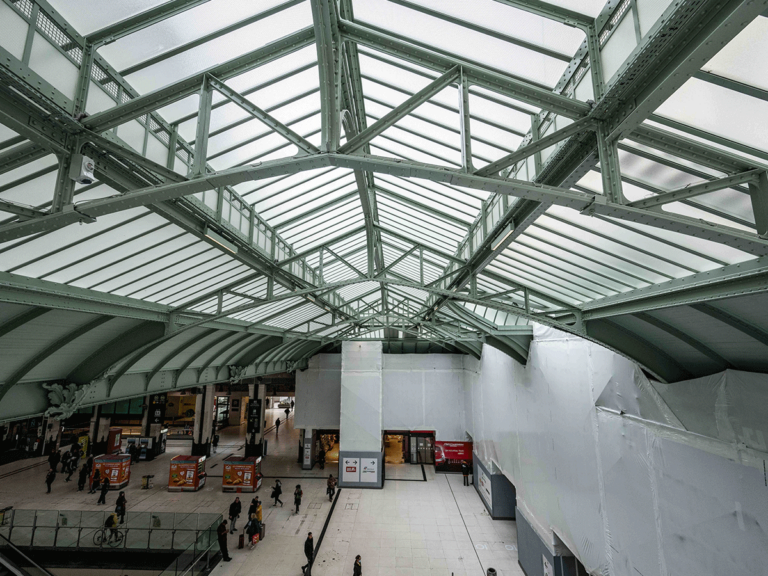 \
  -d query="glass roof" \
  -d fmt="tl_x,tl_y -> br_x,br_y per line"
1,0 -> 768,385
